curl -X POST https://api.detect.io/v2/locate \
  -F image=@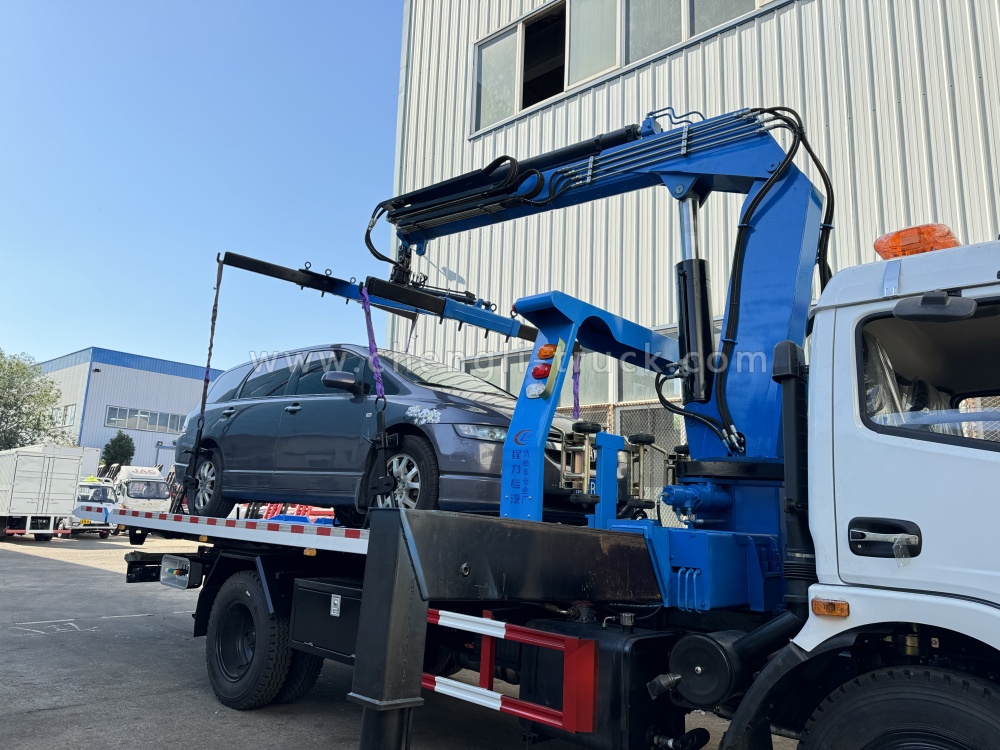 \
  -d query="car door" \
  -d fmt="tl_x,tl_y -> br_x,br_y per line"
217,355 -> 295,494
833,295 -> 1000,605
273,349 -> 367,500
